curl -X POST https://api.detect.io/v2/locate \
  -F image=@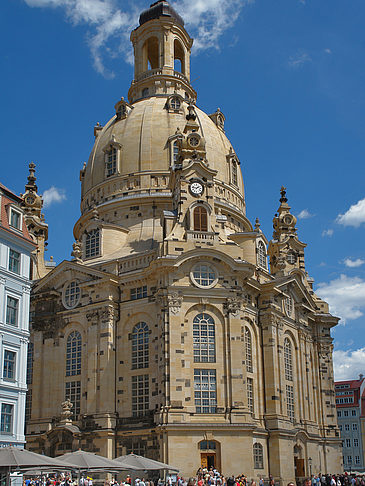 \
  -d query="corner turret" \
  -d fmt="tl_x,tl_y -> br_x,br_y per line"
268,187 -> 307,276
21,163 -> 54,279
